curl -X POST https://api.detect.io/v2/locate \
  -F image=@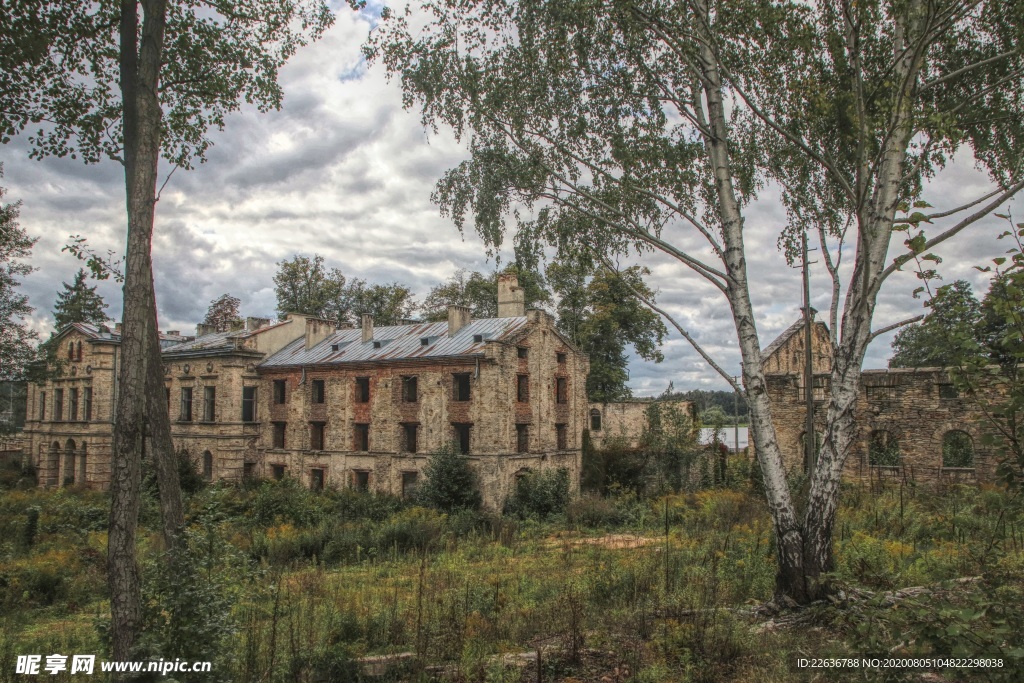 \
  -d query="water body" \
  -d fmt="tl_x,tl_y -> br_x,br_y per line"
699,426 -> 749,451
